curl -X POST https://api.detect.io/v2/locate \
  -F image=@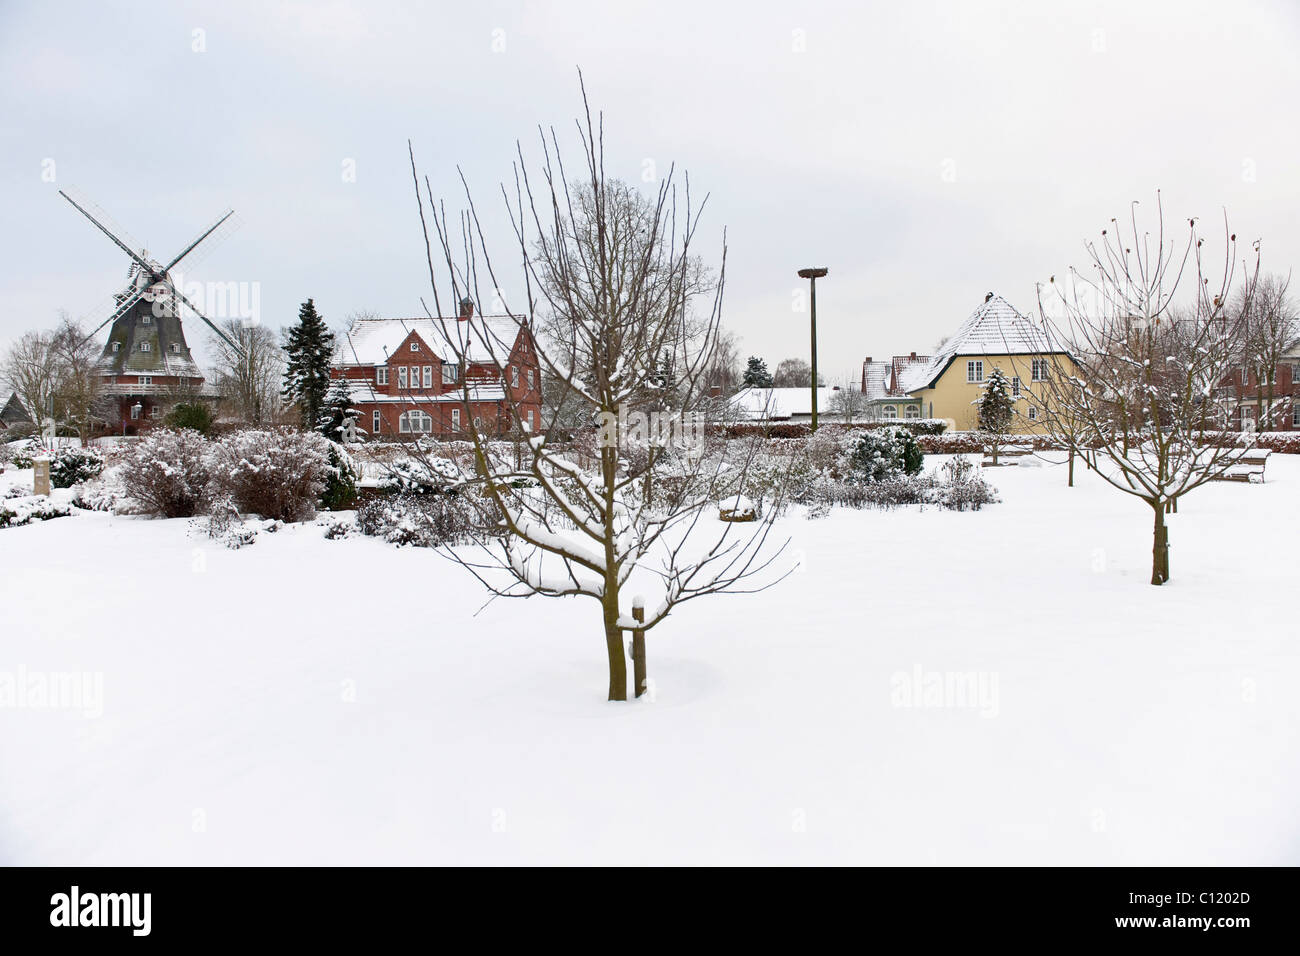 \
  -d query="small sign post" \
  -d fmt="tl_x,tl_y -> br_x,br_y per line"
33,456 -> 51,497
